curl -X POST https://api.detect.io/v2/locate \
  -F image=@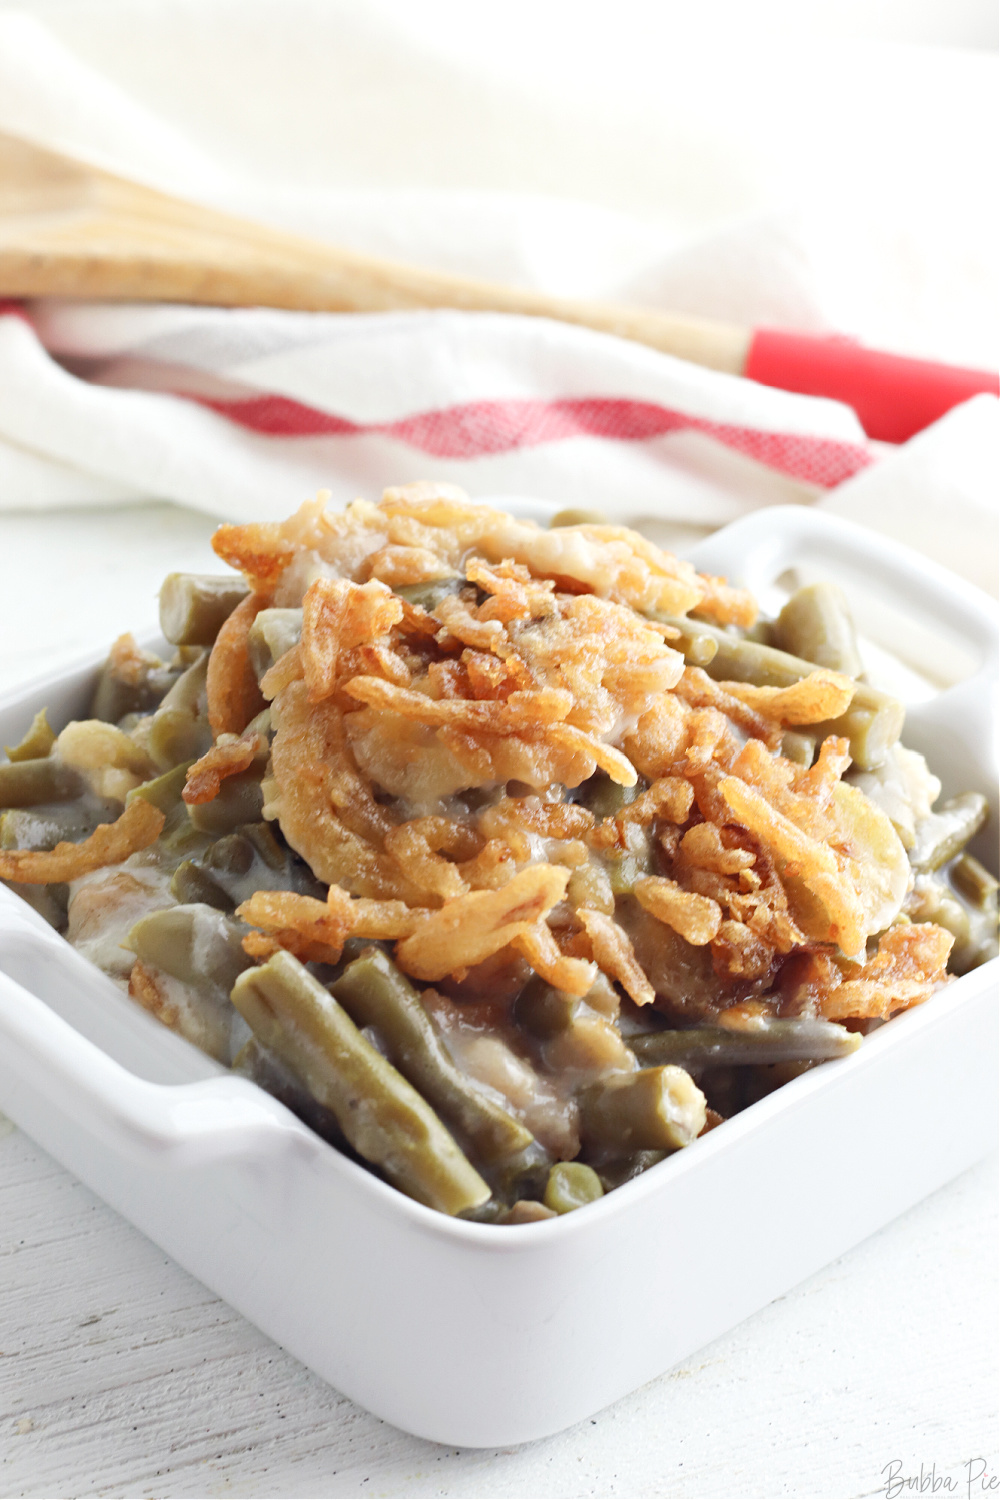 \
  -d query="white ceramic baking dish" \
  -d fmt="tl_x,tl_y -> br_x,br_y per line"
0,506 -> 996,1448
